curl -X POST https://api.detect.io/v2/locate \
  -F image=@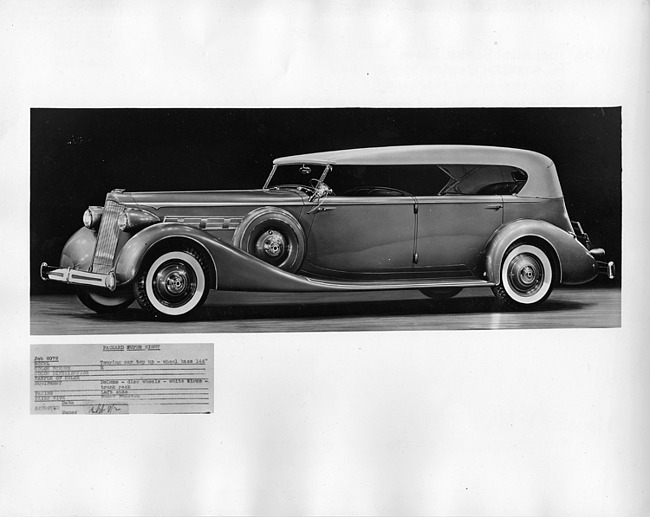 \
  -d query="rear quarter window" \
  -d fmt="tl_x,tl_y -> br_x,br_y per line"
439,165 -> 528,195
